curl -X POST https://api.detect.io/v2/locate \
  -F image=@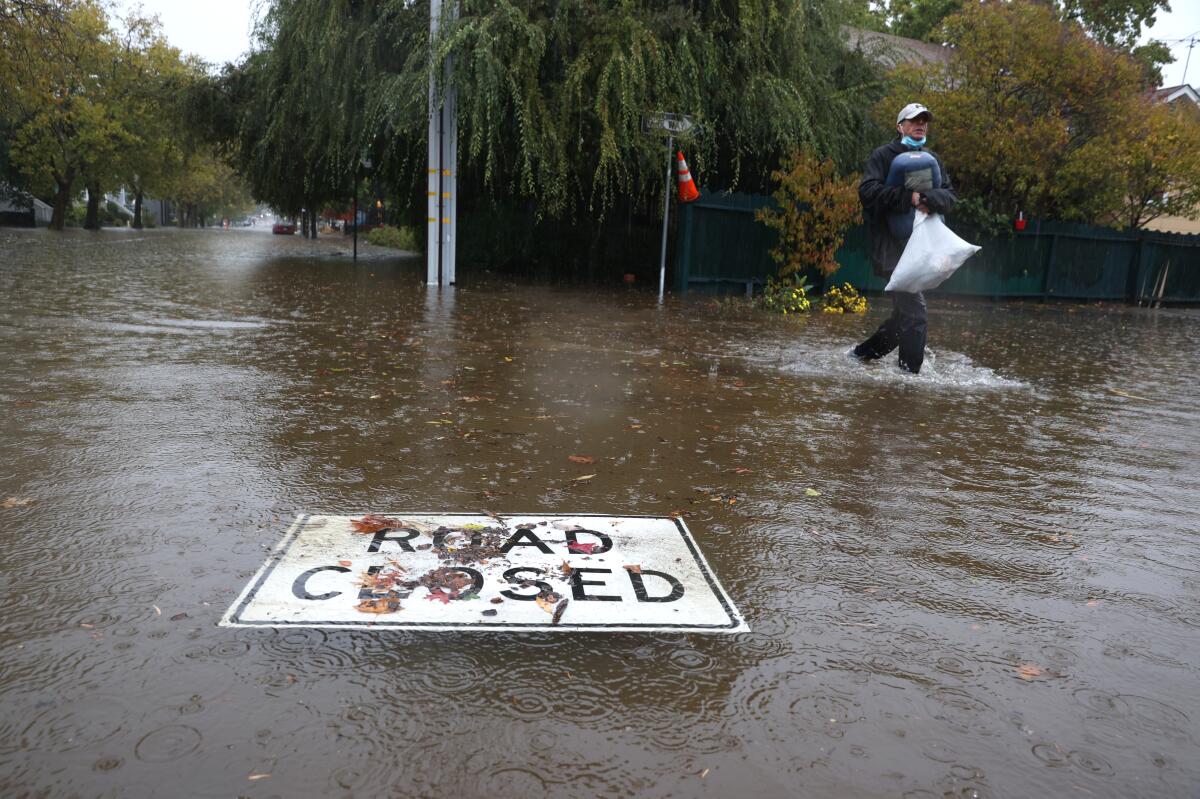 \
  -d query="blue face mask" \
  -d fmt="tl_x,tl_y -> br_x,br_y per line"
901,135 -> 927,148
